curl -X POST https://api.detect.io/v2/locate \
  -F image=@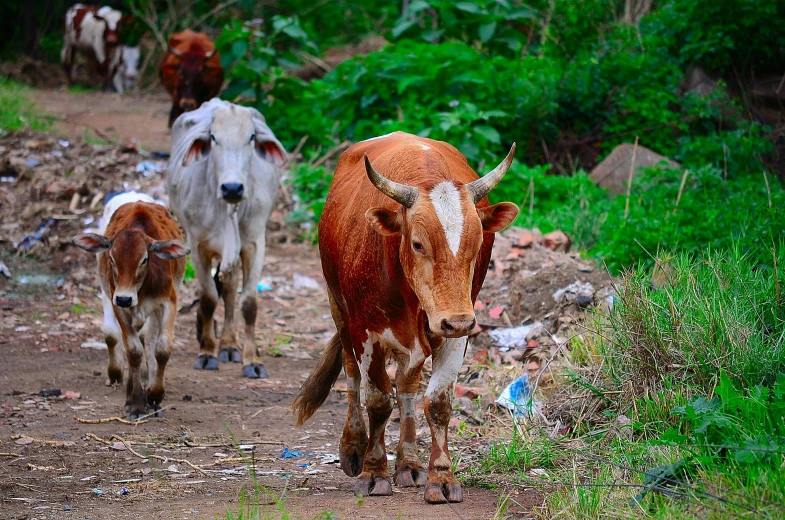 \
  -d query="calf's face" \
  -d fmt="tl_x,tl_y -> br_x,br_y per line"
182,105 -> 286,204
73,230 -> 189,308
